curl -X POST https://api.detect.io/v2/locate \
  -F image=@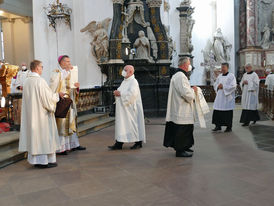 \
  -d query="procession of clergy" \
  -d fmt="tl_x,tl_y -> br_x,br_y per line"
18,55 -> 264,168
